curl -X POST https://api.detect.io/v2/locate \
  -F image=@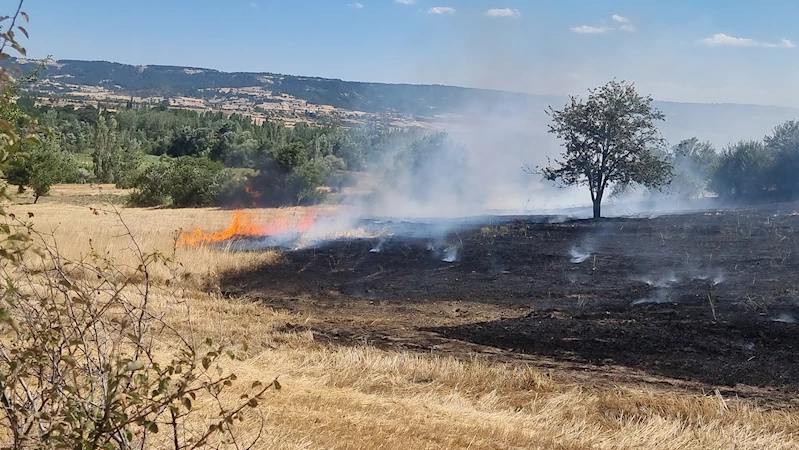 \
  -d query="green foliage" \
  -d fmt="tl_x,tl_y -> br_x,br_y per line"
15,93 -> 426,207
7,137 -> 76,202
764,120 -> 799,199
128,156 -> 232,208
92,115 -> 122,183
246,143 -> 326,206
710,140 -> 775,201
115,136 -> 144,189
163,126 -> 213,157
168,156 -> 229,207
541,79 -> 673,218
127,158 -> 172,206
